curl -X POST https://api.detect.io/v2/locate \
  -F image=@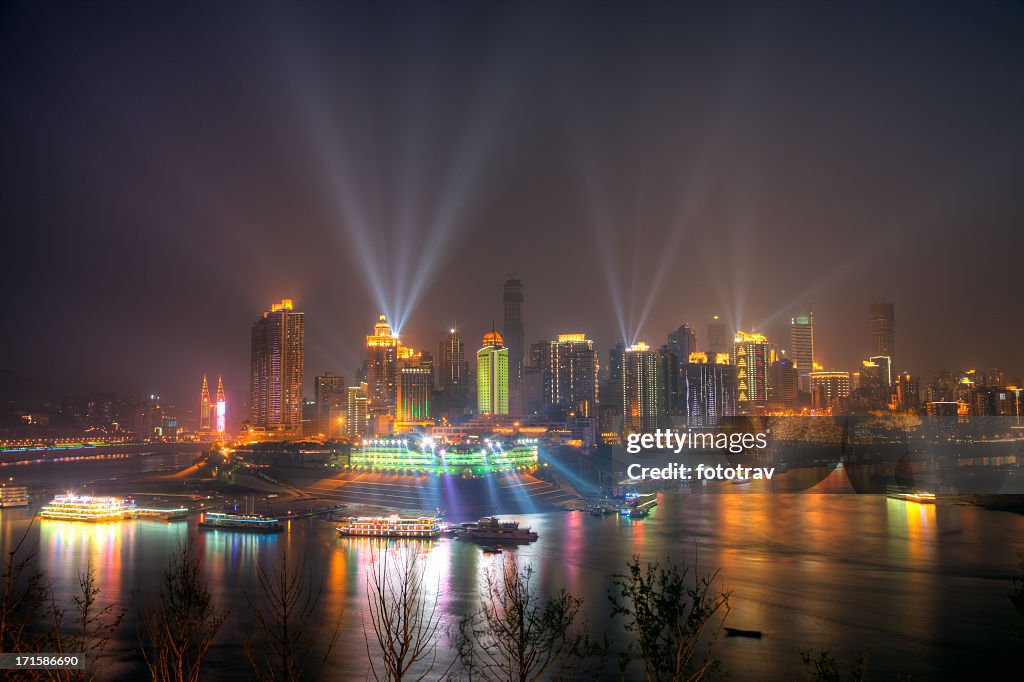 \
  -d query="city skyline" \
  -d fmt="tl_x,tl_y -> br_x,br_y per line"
3,1 -> 1024,411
